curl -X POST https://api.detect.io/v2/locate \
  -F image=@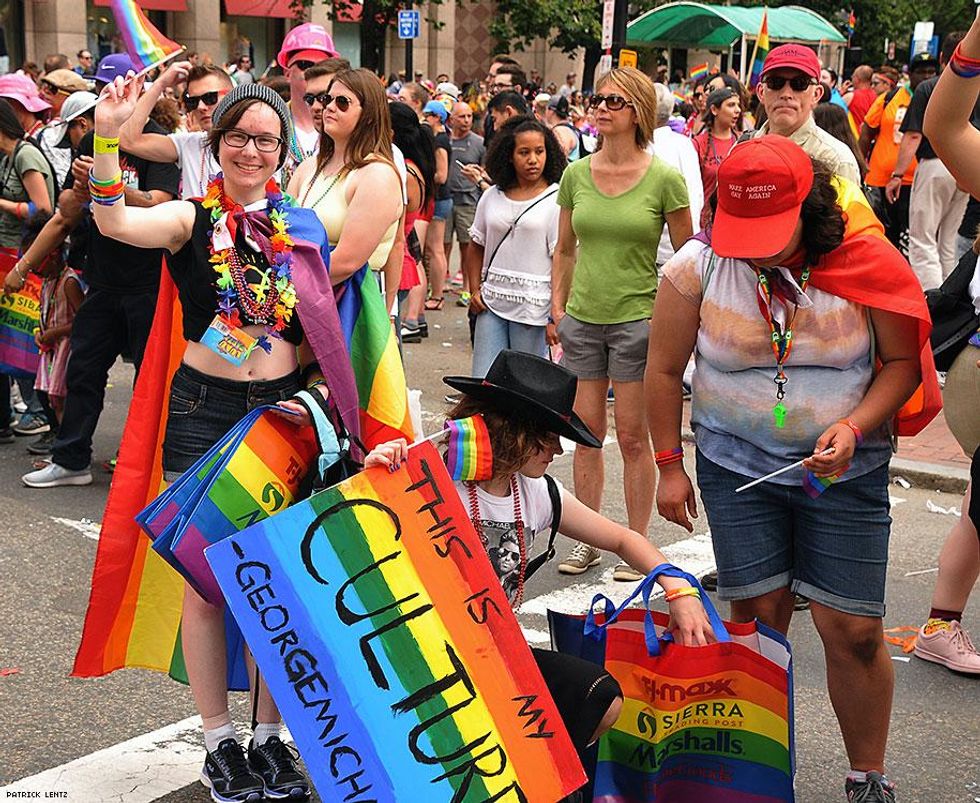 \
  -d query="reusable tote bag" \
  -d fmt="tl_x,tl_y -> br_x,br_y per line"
550,564 -> 795,803
0,250 -> 41,377
137,390 -> 348,604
